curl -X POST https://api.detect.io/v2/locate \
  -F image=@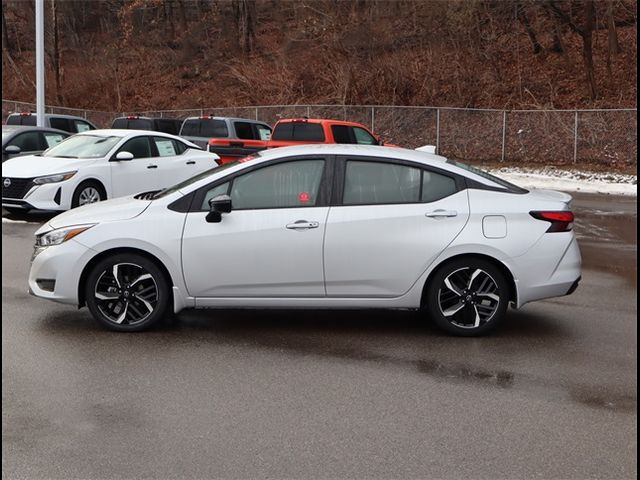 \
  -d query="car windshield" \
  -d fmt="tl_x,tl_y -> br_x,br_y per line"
42,134 -> 122,159
152,160 -> 243,199
447,159 -> 528,193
